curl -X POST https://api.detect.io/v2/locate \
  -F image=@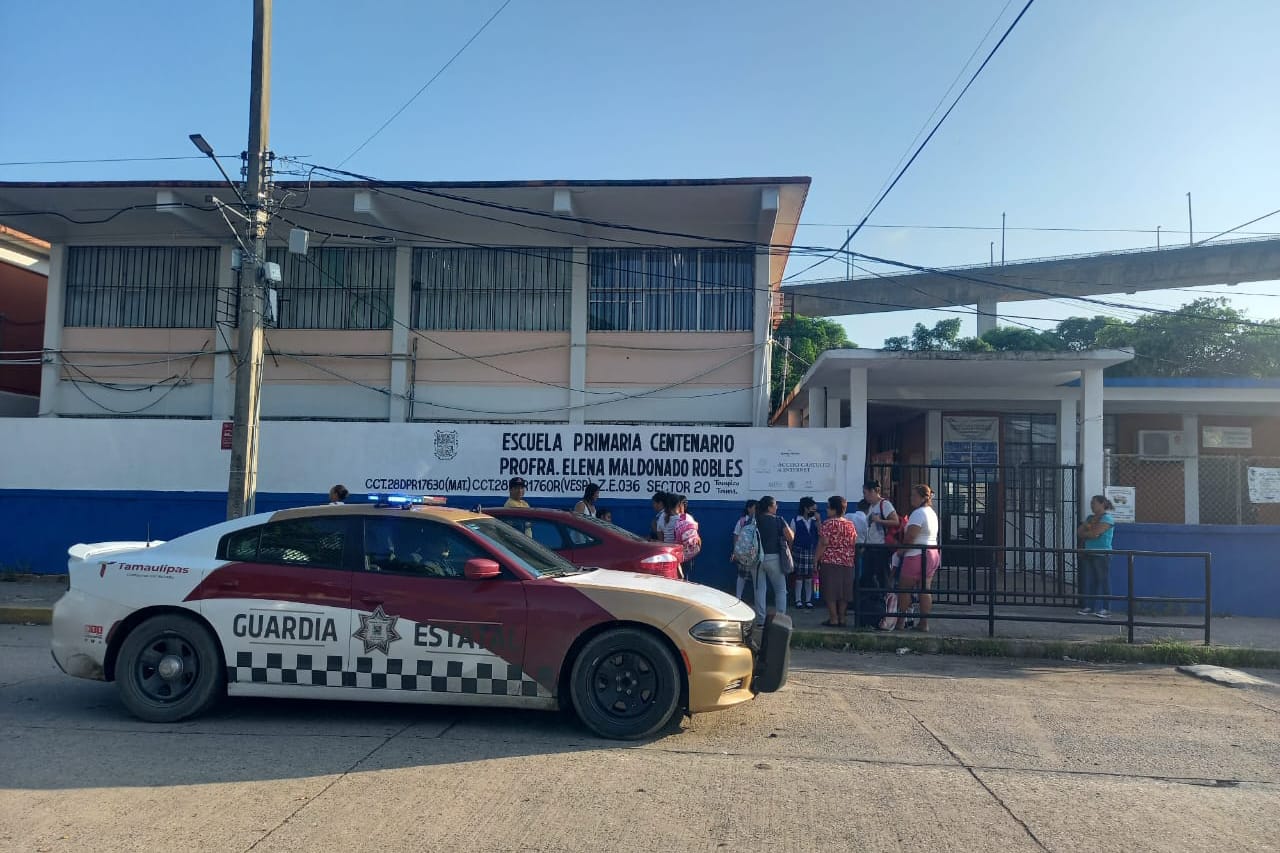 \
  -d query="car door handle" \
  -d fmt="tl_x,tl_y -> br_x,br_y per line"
218,579 -> 239,590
